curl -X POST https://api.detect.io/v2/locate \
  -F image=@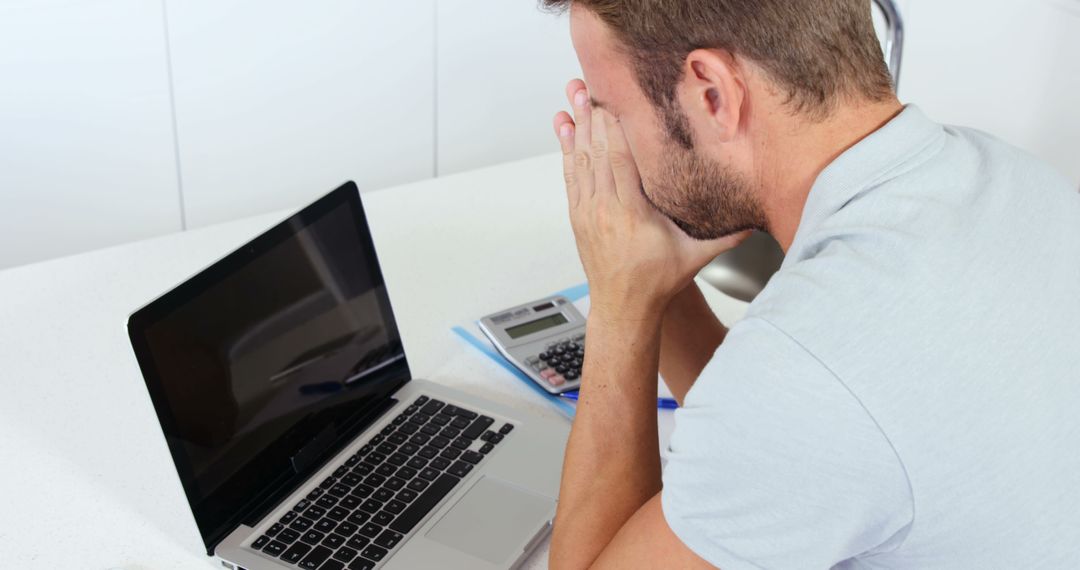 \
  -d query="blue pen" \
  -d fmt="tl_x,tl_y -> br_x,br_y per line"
561,390 -> 679,409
